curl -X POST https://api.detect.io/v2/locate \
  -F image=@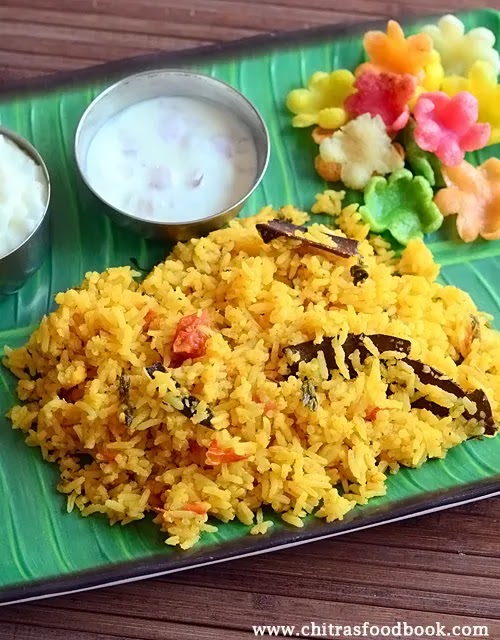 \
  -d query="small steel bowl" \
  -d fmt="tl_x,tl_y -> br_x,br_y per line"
0,127 -> 51,296
75,69 -> 270,242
